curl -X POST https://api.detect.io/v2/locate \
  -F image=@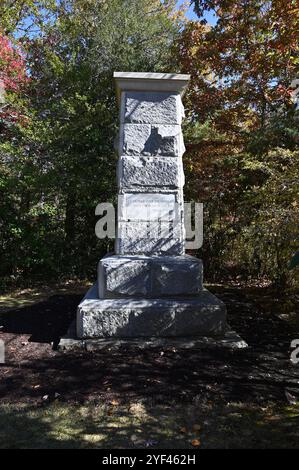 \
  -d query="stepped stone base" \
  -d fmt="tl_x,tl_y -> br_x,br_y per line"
57,323 -> 247,351
77,283 -> 226,339
98,254 -> 203,299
